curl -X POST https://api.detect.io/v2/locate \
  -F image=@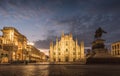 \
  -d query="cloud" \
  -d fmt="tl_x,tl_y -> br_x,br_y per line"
34,39 -> 51,49
39,49 -> 49,56
41,12 -> 120,48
